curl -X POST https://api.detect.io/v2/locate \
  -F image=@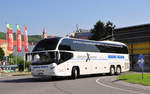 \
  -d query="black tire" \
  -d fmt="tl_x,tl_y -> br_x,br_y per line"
110,66 -> 115,75
71,67 -> 78,79
116,66 -> 121,75
51,76 -> 56,81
